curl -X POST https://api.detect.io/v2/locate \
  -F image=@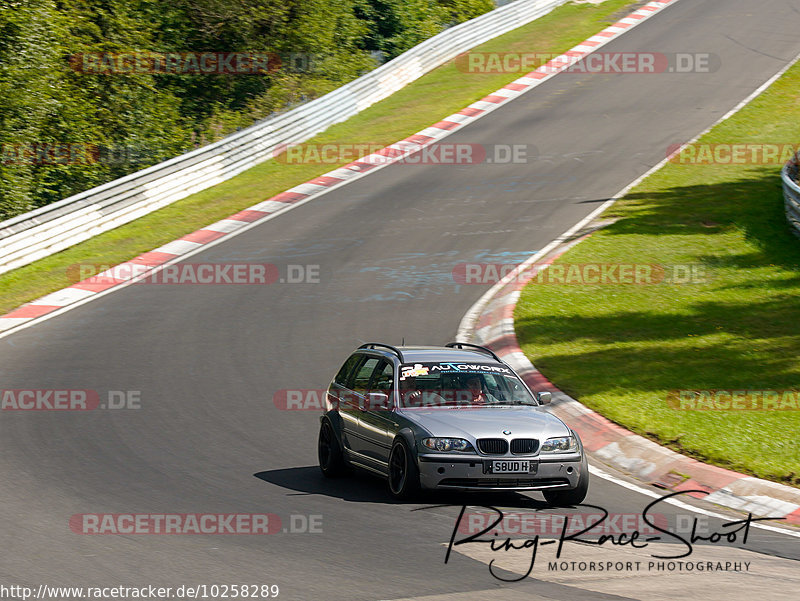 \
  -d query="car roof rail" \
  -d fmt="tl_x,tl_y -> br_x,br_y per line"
445,342 -> 502,363
359,342 -> 405,362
